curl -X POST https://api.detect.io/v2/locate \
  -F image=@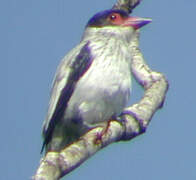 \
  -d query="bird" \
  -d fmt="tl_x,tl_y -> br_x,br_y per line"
41,9 -> 151,153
